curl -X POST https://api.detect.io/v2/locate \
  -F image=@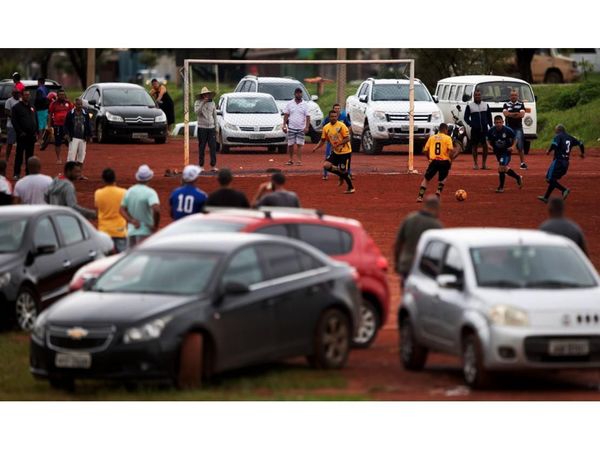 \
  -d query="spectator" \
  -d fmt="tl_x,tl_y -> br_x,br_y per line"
169,165 -> 207,220
149,79 -> 175,133
194,87 -> 218,172
13,156 -> 52,205
48,89 -> 73,165
282,87 -> 310,166
94,168 -> 128,253
393,195 -> 443,287
206,168 -> 250,208
11,90 -> 38,180
539,197 -> 588,255
502,89 -> 528,170
64,98 -> 92,180
0,160 -> 12,205
253,171 -> 301,208
12,72 -> 24,93
45,161 -> 96,220
34,78 -> 50,141
464,88 -> 493,170
3,89 -> 20,163
120,164 -> 160,247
